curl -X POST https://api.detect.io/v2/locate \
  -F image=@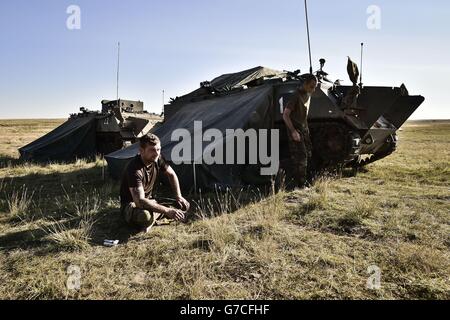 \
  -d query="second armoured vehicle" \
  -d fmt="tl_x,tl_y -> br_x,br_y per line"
19,99 -> 161,162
